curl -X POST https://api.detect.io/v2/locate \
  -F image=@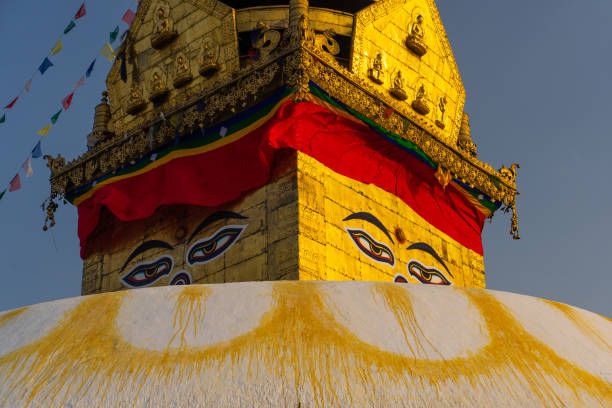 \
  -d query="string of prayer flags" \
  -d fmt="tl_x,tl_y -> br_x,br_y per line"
25,77 -> 33,92
4,97 -> 18,109
51,39 -> 63,56
9,174 -> 21,192
51,109 -> 62,124
32,141 -> 42,159
39,57 -> 53,75
64,20 -> 76,34
86,59 -> 96,78
73,76 -> 85,90
100,43 -> 115,62
74,3 -> 87,20
0,189 -> 5,201
110,26 -> 120,44
37,124 -> 52,137
122,9 -> 136,25
62,92 -> 74,110
22,158 -> 33,178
